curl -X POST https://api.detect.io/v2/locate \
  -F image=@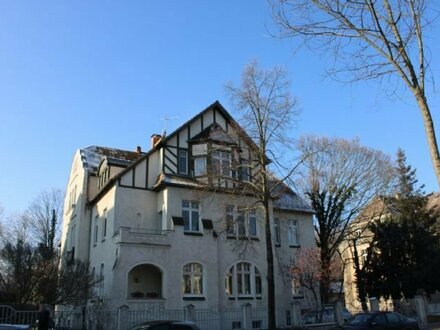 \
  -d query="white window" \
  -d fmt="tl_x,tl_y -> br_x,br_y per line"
102,209 -> 107,240
226,205 -> 235,235
94,215 -> 98,245
225,206 -> 258,238
225,262 -> 262,298
91,267 -> 96,294
291,277 -> 302,296
273,217 -> 280,245
241,160 -> 251,182
70,222 -> 76,249
182,200 -> 200,232
288,219 -> 299,246
248,209 -> 257,236
194,157 -> 206,176
212,150 -> 231,177
182,262 -> 203,295
178,150 -> 188,175
361,248 -> 368,266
